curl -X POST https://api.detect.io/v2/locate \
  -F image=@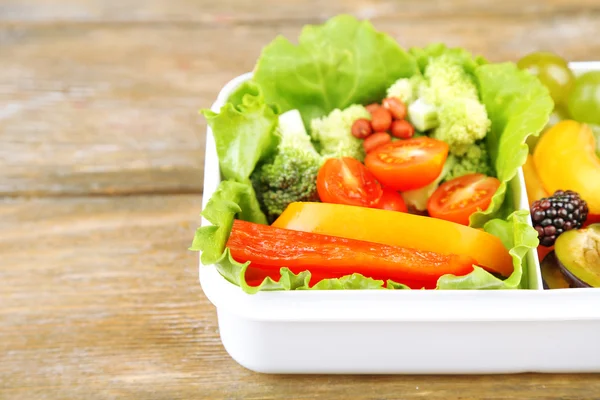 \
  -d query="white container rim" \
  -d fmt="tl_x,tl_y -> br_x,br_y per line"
199,61 -> 600,323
